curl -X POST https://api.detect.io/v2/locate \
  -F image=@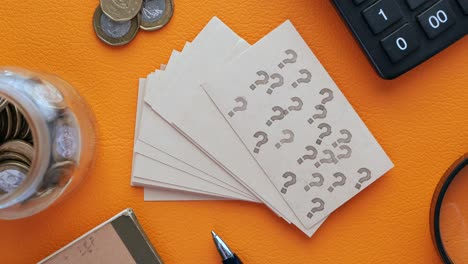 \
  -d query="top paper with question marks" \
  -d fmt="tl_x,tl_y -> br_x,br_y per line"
143,17 -> 325,236
203,20 -> 394,228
